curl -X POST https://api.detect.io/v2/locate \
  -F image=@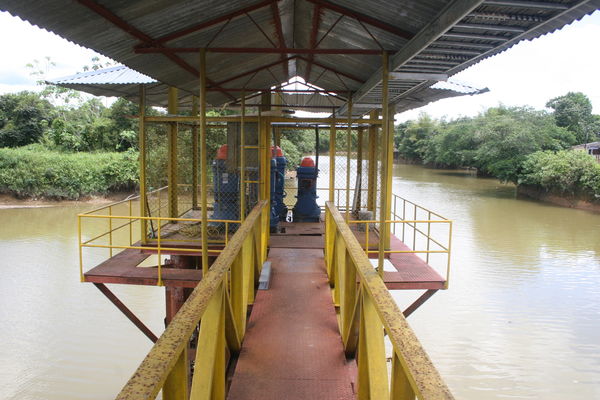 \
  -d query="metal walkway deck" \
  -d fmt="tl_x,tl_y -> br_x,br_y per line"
227,247 -> 356,400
